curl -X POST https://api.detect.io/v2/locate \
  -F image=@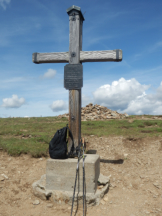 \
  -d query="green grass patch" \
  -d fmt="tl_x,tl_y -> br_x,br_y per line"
82,119 -> 162,137
0,138 -> 49,157
143,121 -> 157,126
0,117 -> 68,157
0,117 -> 162,157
